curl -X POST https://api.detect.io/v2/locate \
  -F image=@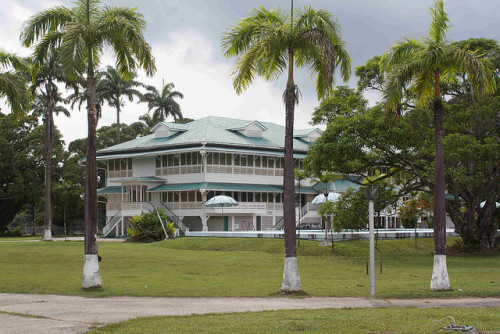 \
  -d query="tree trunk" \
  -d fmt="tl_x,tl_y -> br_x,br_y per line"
430,70 -> 451,291
116,104 -> 121,144
43,83 -> 54,241
82,70 -> 102,289
281,50 -> 301,292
